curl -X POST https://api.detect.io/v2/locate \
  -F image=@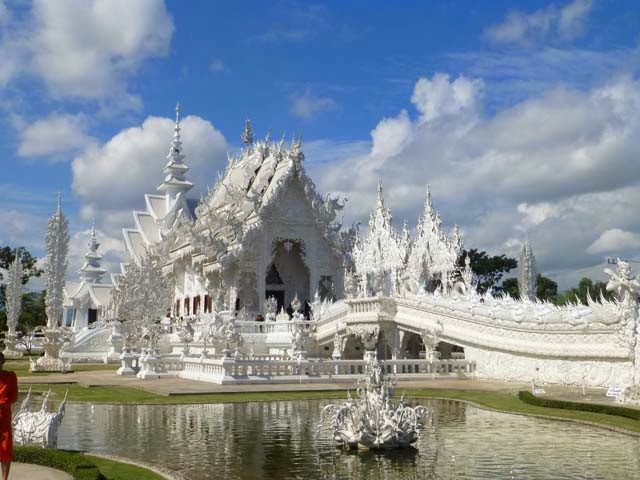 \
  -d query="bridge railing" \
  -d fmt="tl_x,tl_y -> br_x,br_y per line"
177,356 -> 475,384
